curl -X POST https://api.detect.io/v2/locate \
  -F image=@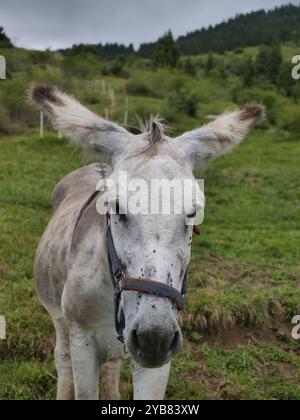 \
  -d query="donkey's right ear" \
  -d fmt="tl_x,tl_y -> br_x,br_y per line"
29,84 -> 135,161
